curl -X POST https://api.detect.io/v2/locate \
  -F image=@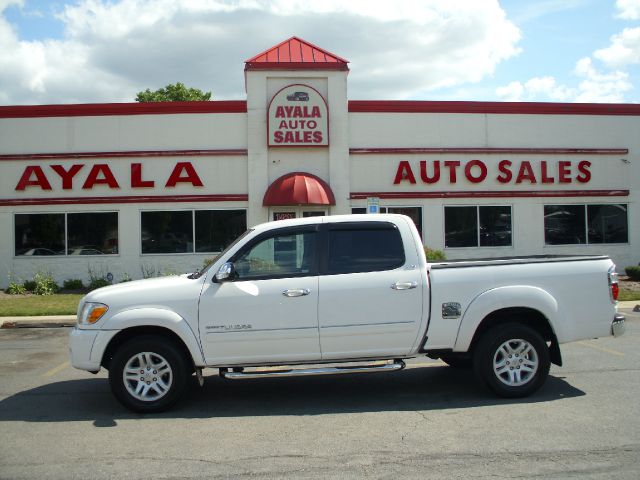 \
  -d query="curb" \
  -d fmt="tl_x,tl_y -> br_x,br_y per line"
1,315 -> 76,329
